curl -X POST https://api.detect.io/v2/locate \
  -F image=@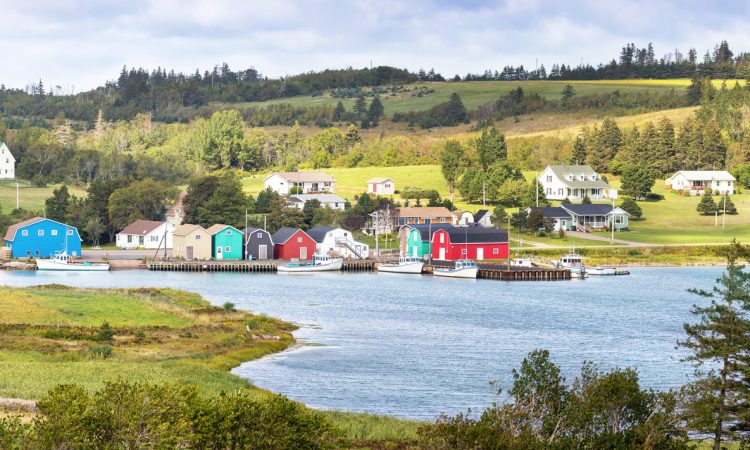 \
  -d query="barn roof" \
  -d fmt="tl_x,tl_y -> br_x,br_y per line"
436,226 -> 508,244
3,217 -> 45,241
118,220 -> 164,236
272,227 -> 311,244
409,224 -> 455,241
306,226 -> 336,243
